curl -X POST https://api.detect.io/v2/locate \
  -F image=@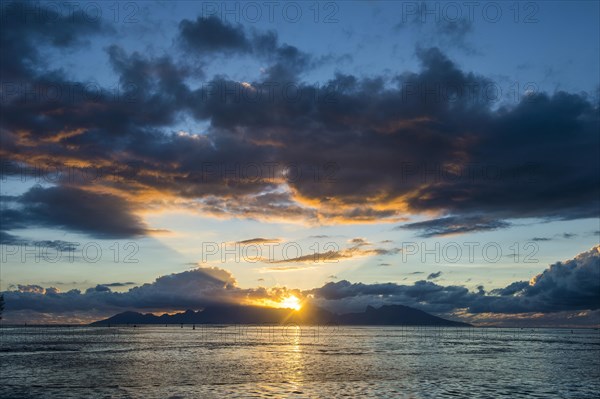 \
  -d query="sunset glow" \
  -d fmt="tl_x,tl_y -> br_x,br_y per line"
0,0 -> 598,336
1,1 -> 599,397
279,295 -> 302,311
